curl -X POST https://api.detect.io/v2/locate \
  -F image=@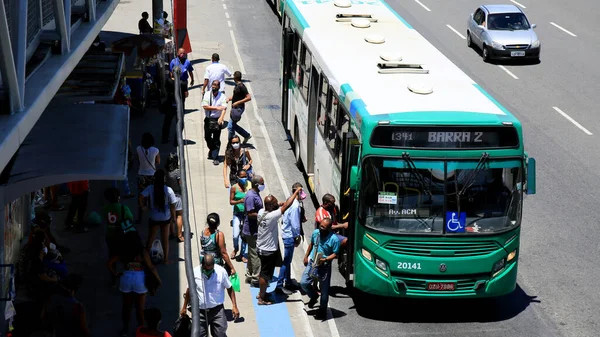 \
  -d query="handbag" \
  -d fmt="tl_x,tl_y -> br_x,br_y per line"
174,314 -> 192,337
207,118 -> 221,131
230,106 -> 244,122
